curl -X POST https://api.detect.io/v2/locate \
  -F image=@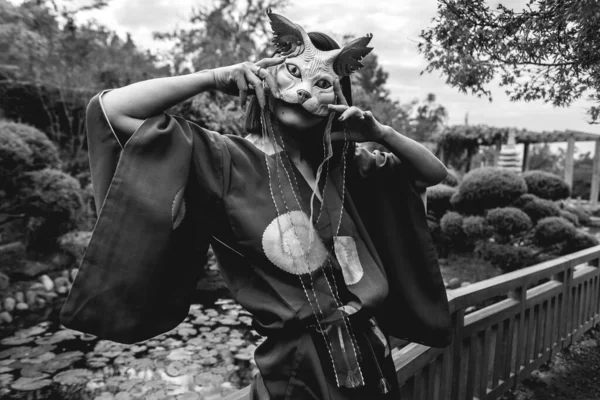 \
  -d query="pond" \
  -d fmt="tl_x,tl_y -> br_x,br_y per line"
0,298 -> 260,400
